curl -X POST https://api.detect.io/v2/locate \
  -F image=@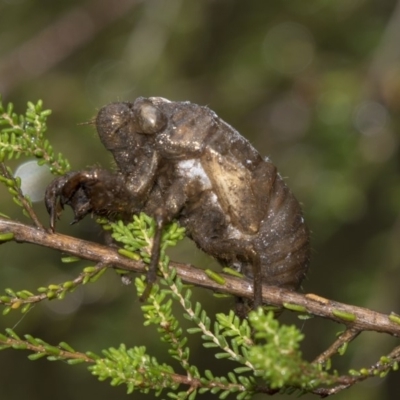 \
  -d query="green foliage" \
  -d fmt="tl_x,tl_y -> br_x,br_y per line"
0,96 -> 70,174
88,214 -> 338,397
248,310 -> 331,389
0,200 -> 341,398
0,162 -> 34,221
91,345 -> 177,395
0,328 -> 95,364
0,98 -> 70,223
0,264 -> 107,315
98,212 -> 186,264
1,99 -> 399,398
